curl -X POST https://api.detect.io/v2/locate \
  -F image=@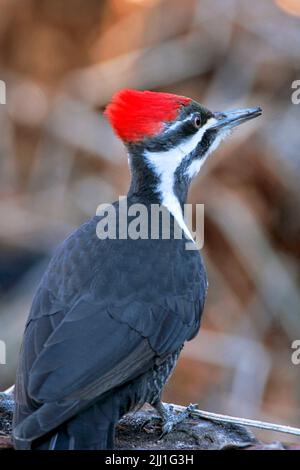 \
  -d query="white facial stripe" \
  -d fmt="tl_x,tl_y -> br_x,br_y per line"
177,117 -> 217,157
145,117 -> 217,178
187,155 -> 209,179
144,117 -> 221,240
166,115 -> 193,132
187,127 -> 231,178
